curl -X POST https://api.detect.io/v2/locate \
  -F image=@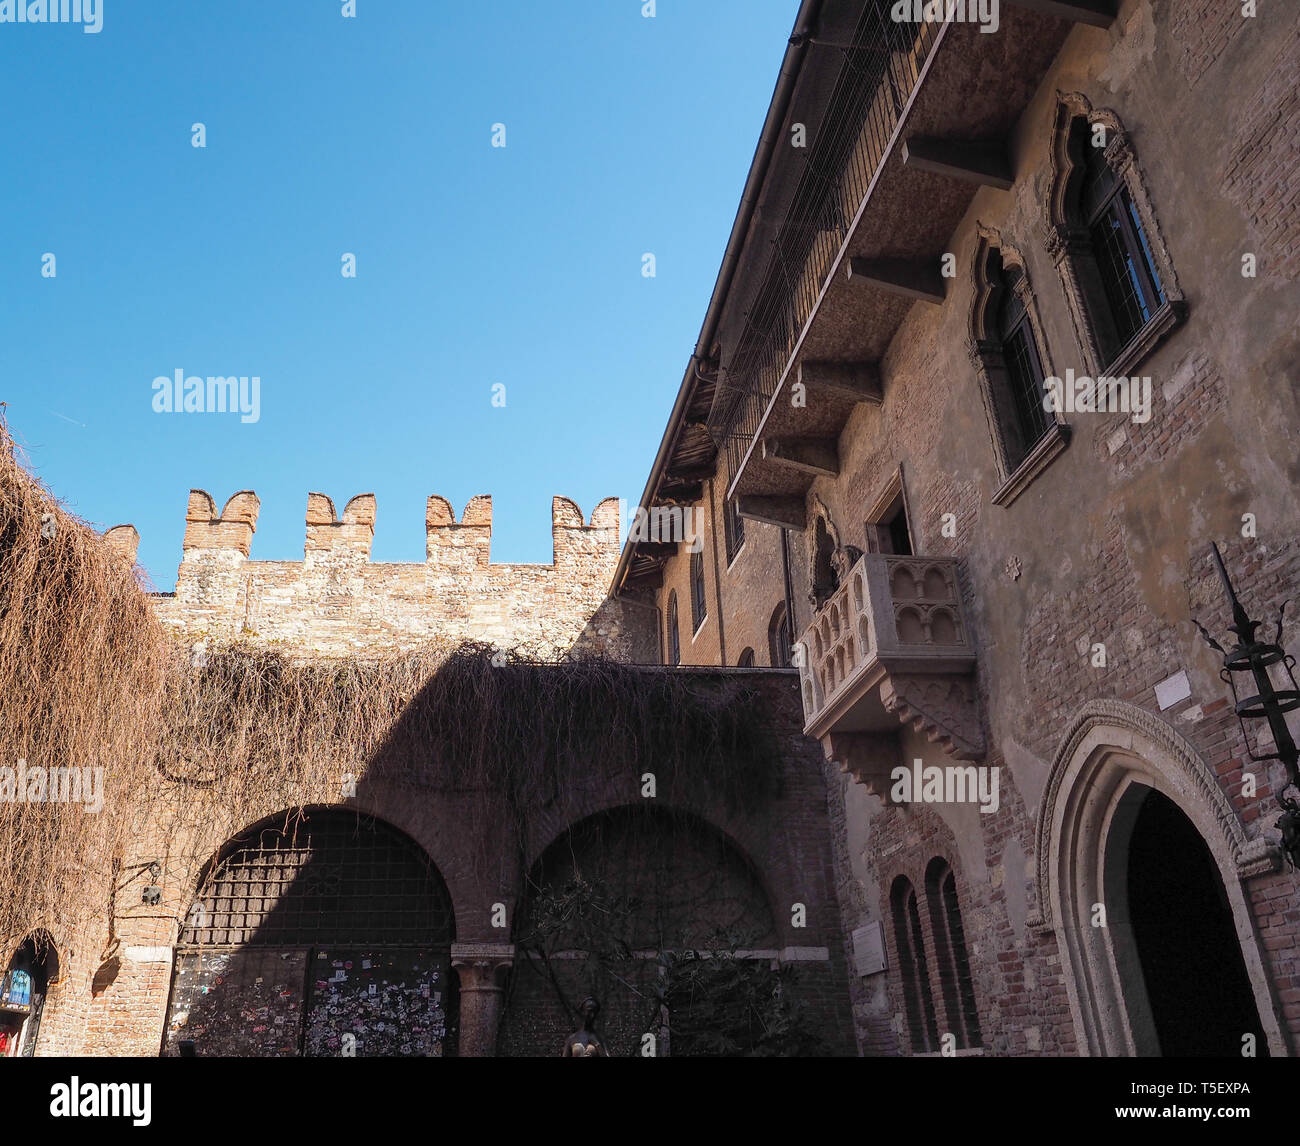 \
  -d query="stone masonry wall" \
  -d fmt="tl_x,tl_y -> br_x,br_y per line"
144,489 -> 655,662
